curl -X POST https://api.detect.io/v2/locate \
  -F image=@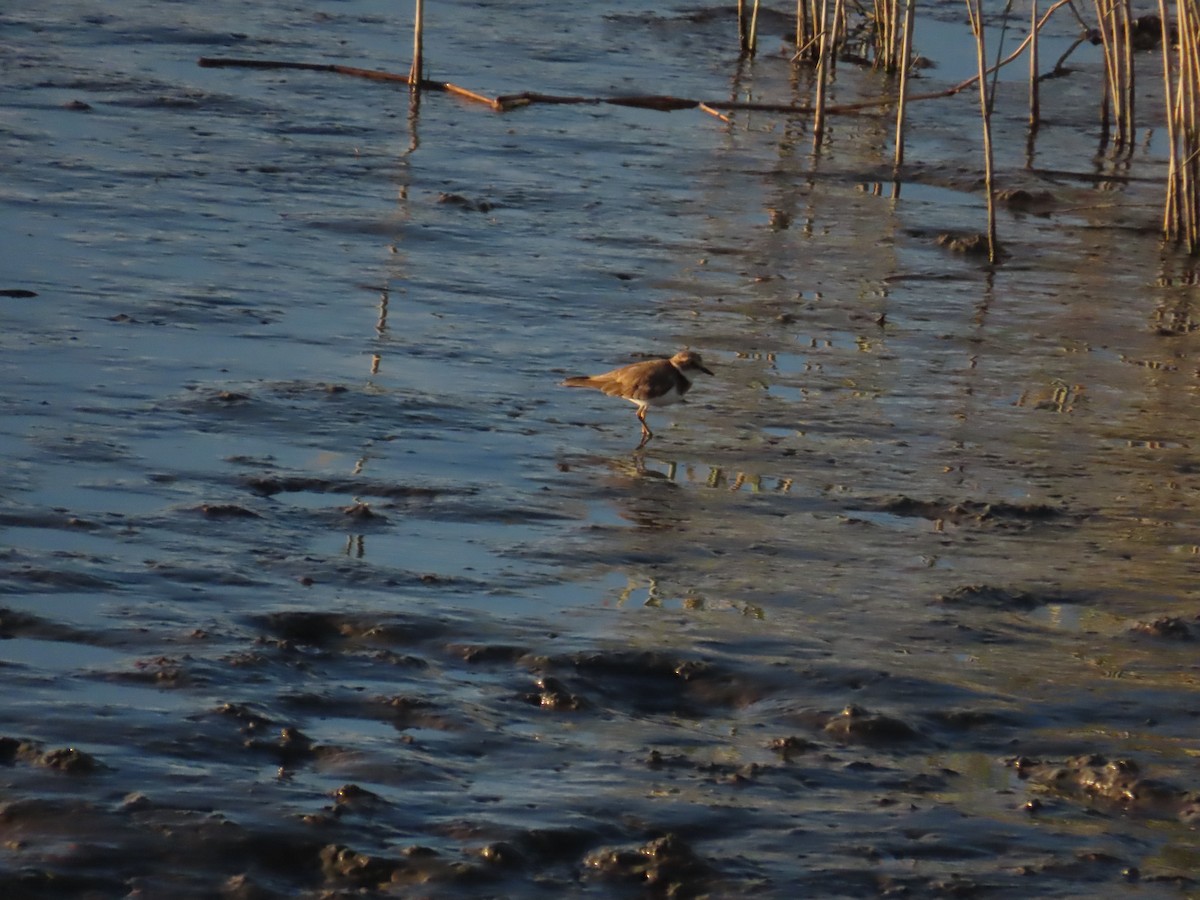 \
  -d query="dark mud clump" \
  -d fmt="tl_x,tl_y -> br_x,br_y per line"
537,648 -> 776,714
937,584 -> 1082,611
240,474 -> 448,501
786,704 -> 923,746
319,842 -> 483,890
1012,754 -> 1200,826
1129,615 -> 1197,640
341,500 -> 385,521
820,704 -> 922,745
870,496 -> 1069,529
194,503 -> 262,519
934,231 -> 996,257
0,738 -> 100,773
436,192 -> 495,213
995,187 -> 1057,214
524,675 -> 587,711
584,834 -> 718,898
